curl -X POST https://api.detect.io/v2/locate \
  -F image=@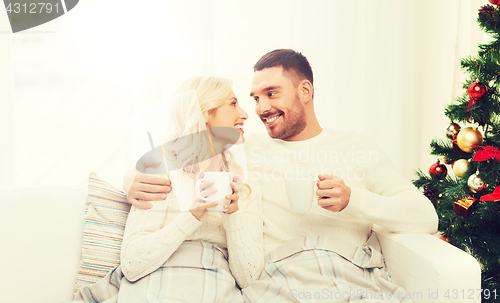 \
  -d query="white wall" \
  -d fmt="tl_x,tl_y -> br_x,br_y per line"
0,0 -> 487,188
